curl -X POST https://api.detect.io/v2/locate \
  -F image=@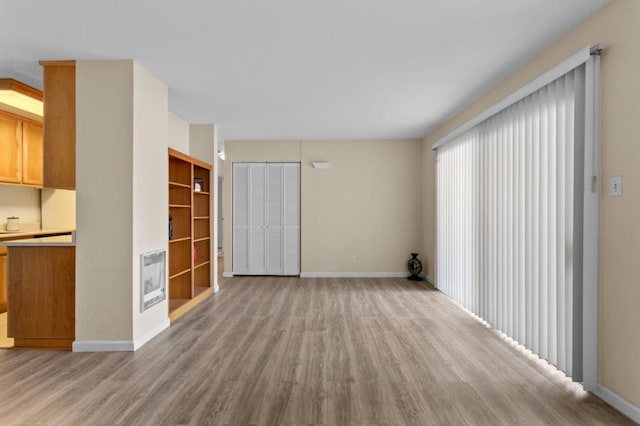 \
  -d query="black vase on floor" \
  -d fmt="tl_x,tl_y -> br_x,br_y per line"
407,253 -> 424,281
